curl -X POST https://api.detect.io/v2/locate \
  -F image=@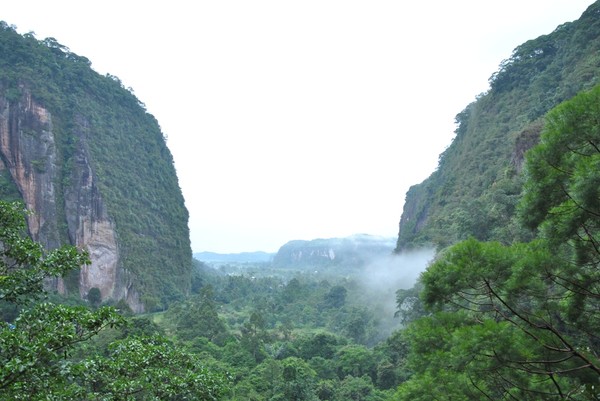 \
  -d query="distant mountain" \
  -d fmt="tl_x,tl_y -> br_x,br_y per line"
194,251 -> 275,264
273,234 -> 396,268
